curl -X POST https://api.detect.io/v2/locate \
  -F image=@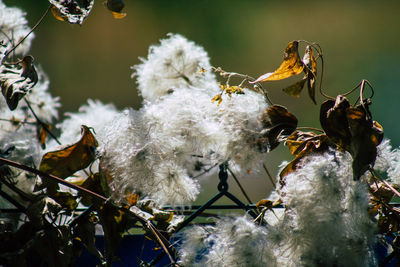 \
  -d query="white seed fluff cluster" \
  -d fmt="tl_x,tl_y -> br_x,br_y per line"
0,2 -> 59,207
102,34 -> 269,205
179,151 -> 377,266
0,0 -> 34,55
374,139 -> 400,185
46,99 -> 119,152
273,150 -> 376,266
132,33 -> 217,102
178,216 -> 276,267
